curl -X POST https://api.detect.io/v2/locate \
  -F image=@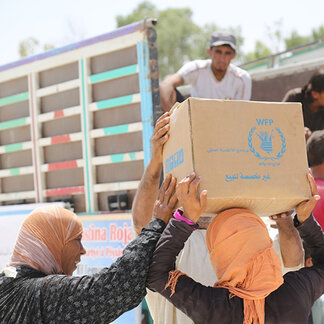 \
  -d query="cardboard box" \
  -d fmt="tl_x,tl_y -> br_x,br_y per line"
163,98 -> 311,217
